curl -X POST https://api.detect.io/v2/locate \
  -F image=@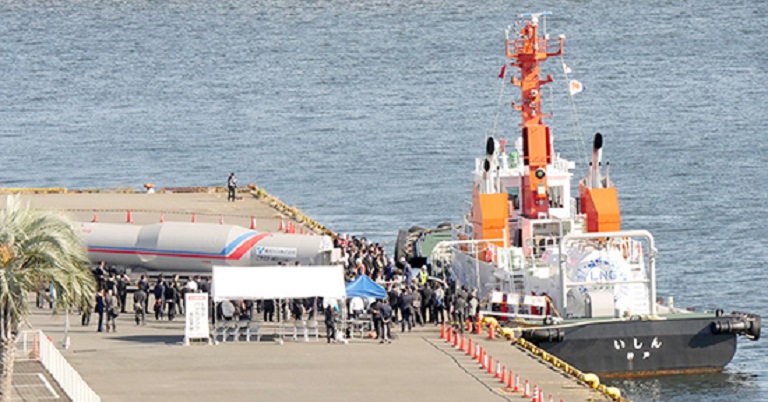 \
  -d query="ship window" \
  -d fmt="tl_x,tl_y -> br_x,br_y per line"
507,187 -> 520,210
549,186 -> 564,209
